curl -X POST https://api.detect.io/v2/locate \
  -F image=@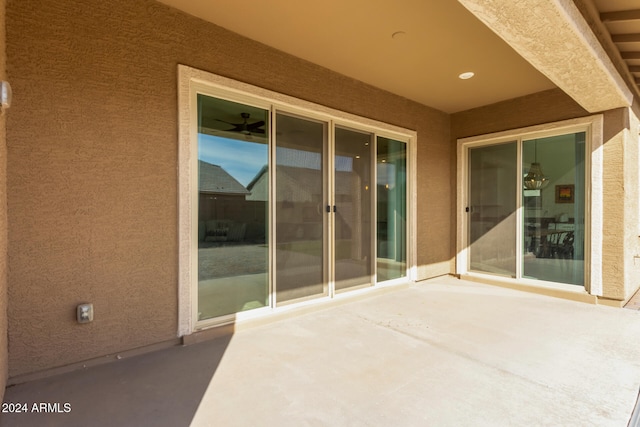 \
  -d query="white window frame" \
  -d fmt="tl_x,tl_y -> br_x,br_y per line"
177,65 -> 417,335
456,115 -> 604,296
